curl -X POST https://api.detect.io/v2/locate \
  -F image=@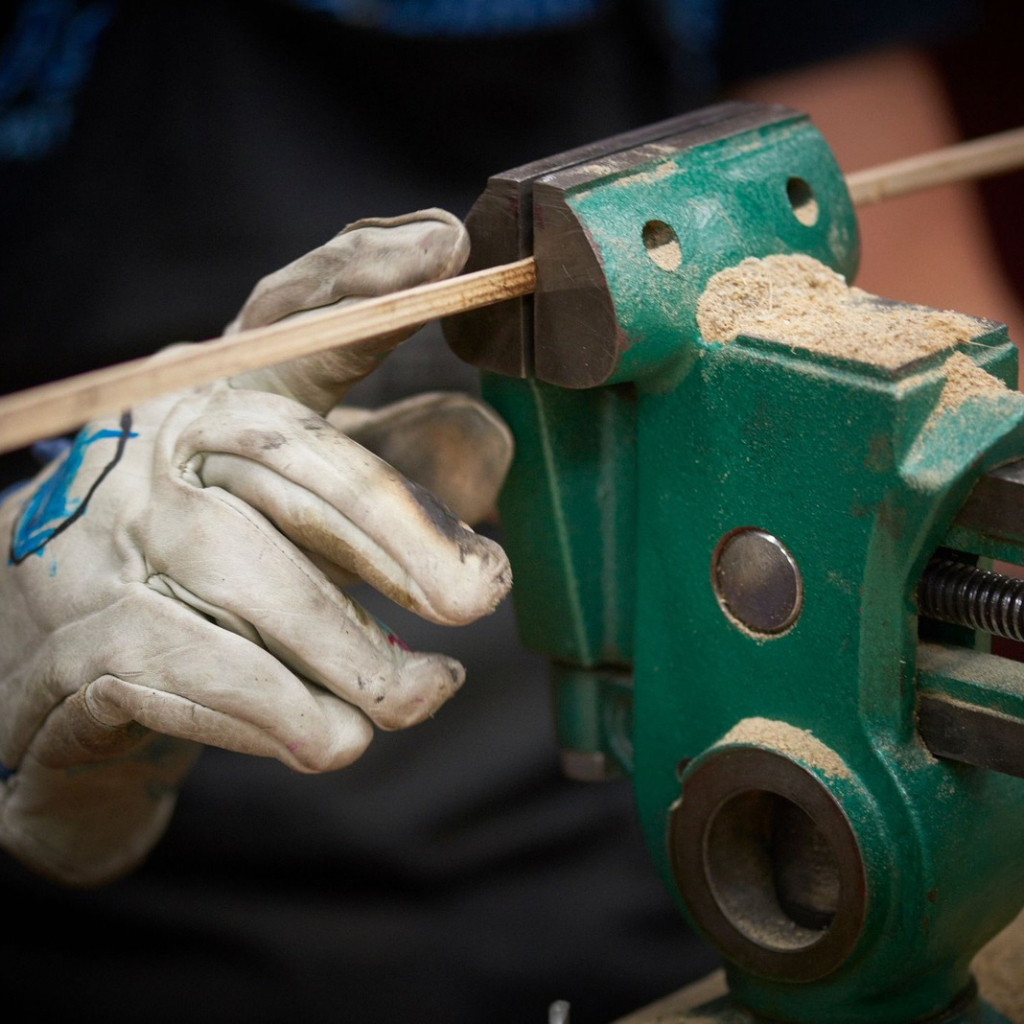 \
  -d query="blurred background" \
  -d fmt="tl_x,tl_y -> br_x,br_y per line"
1,2 -> 1022,1021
